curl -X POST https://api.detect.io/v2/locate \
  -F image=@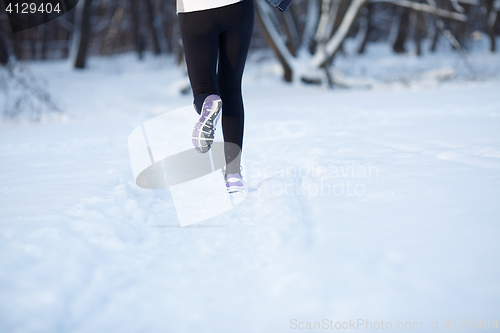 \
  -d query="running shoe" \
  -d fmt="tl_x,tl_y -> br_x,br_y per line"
192,94 -> 222,153
225,173 -> 245,193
